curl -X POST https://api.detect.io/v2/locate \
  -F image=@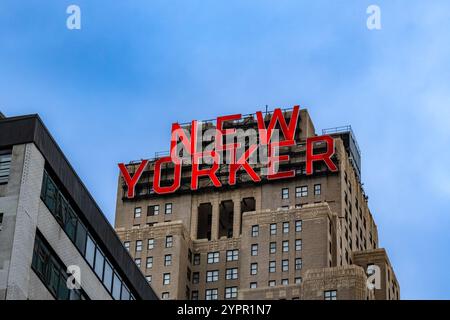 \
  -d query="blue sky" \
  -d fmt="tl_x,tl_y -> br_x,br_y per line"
1,1 -> 450,299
